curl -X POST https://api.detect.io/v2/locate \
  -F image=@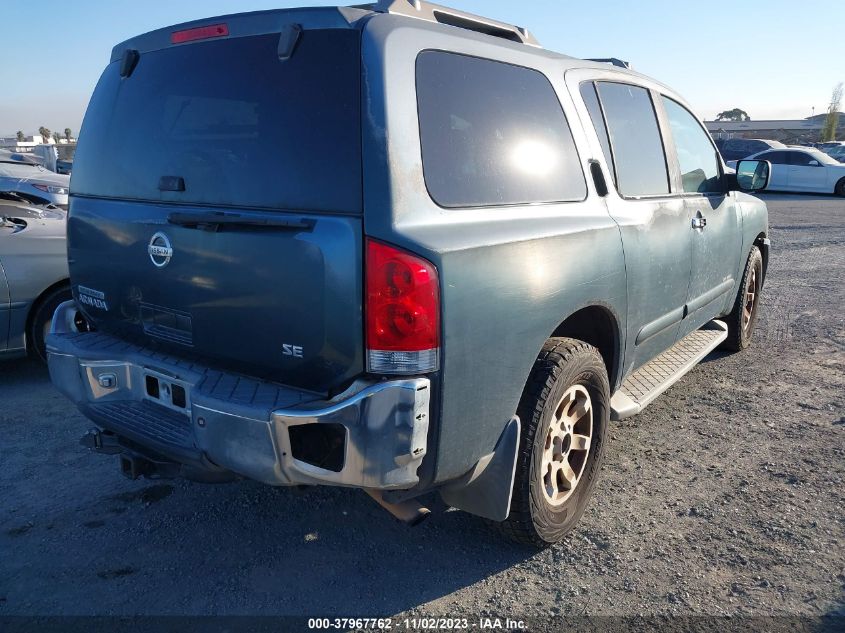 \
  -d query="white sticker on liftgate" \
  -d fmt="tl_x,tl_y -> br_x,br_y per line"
77,285 -> 109,311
